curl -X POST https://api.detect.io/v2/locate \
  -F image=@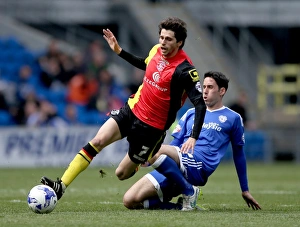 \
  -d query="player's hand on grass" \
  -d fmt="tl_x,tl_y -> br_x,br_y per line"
242,191 -> 261,210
